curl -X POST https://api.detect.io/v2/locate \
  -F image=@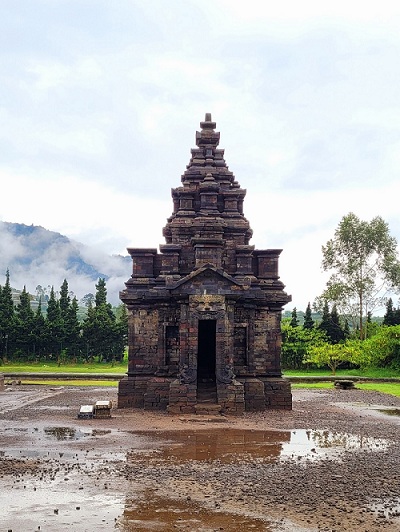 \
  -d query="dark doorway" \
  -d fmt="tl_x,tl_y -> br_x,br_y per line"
197,320 -> 217,403
197,320 -> 216,381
